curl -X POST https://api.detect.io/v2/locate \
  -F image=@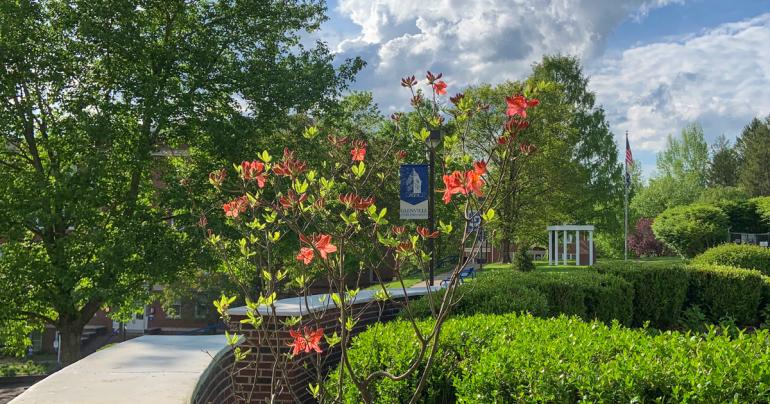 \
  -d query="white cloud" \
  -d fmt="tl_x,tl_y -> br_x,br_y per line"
591,13 -> 770,152
332,0 -> 683,111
